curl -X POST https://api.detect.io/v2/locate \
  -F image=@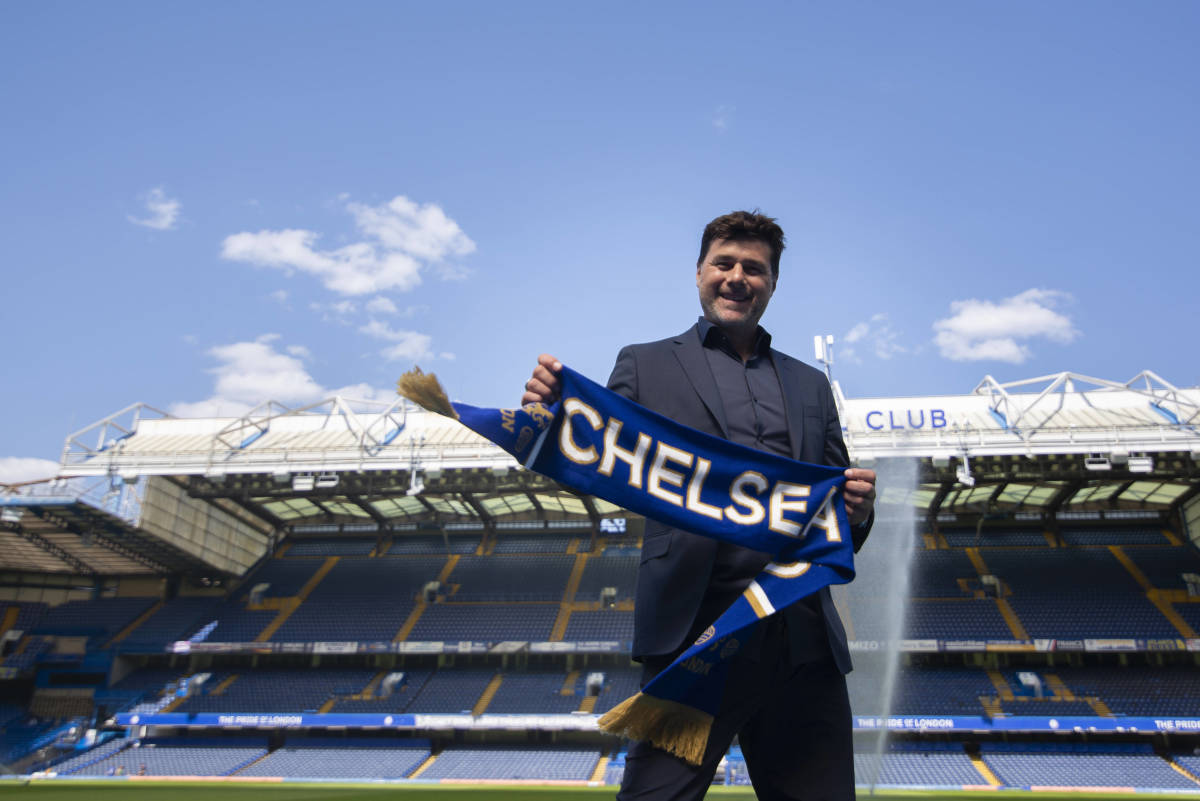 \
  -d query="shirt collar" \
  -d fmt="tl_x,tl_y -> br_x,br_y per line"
697,316 -> 772,357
